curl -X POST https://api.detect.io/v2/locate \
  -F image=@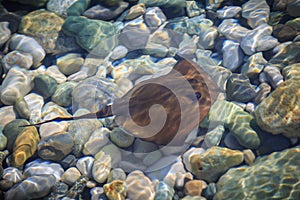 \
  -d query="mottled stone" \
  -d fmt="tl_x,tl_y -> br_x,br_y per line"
186,1 -> 205,18
2,167 -> 22,183
92,151 -> 111,183
0,21 -> 11,48
273,24 -> 297,42
33,74 -> 58,99
0,67 -> 32,105
215,146 -> 300,200
241,52 -> 267,78
104,180 -> 126,200
184,180 -> 207,196
5,175 -> 56,200
126,170 -> 154,200
226,73 -> 257,102
144,7 -> 167,27
154,181 -> 174,200
190,146 -> 244,182
47,0 -> 78,17
9,34 -> 46,67
202,100 -> 260,149
110,127 -> 135,148
125,3 -> 146,20
269,42 -> 300,68
76,156 -> 94,178
217,19 -> 250,42
19,10 -> 65,53
83,127 -> 110,156
144,29 -> 170,57
83,2 -> 129,21
67,0 -> 91,16
263,65 -> 283,88
0,106 -> 16,128
107,168 -> 126,183
52,81 -> 77,107
65,175 -> 89,198
57,53 -> 84,76
222,40 -> 244,71
203,125 -> 224,147
217,6 -> 242,19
